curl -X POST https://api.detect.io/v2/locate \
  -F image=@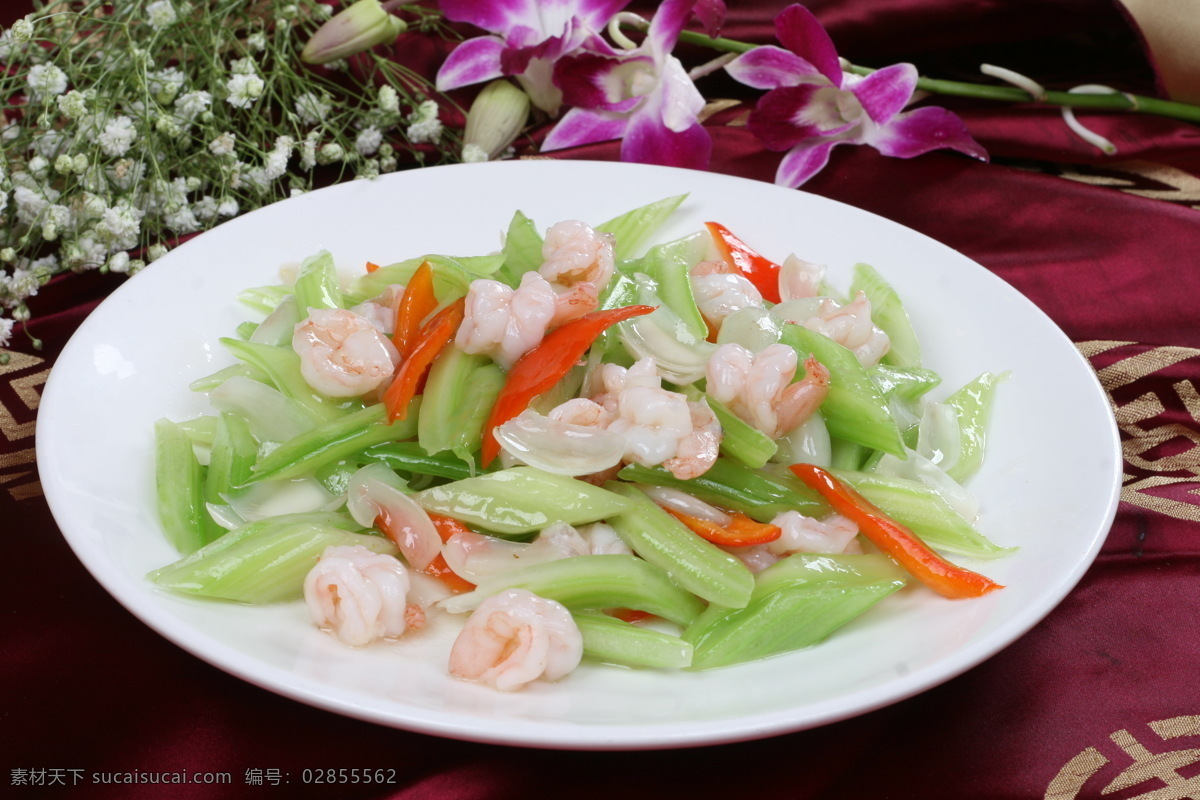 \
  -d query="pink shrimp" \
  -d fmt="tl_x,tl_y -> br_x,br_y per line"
706,343 -> 830,438
539,219 -> 615,289
448,588 -> 583,691
801,291 -> 891,366
292,307 -> 400,397
303,545 -> 414,647
690,259 -> 763,332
